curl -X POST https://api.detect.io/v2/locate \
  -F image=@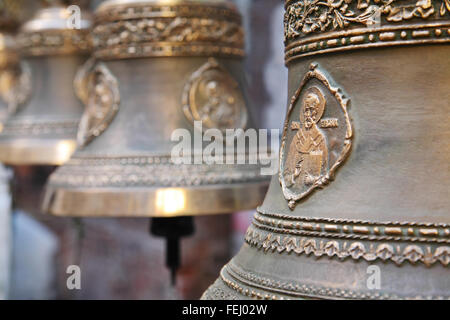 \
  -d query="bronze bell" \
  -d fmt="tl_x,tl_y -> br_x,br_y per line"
42,0 -> 270,218
0,0 -> 32,131
203,0 -> 450,299
0,30 -> 21,129
0,3 -> 93,165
